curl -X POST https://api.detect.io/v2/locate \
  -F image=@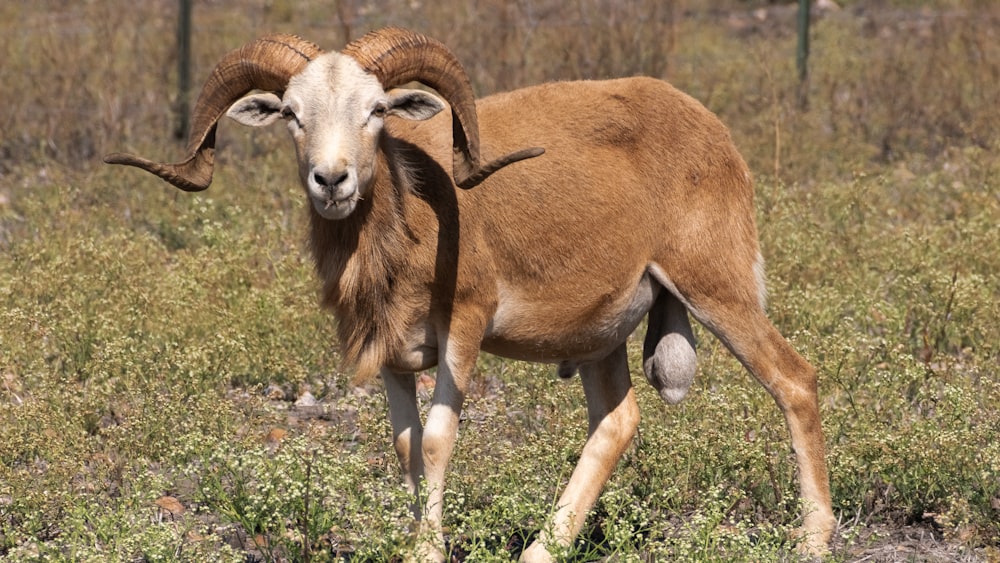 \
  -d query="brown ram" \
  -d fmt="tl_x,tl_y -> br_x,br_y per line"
106,27 -> 835,561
